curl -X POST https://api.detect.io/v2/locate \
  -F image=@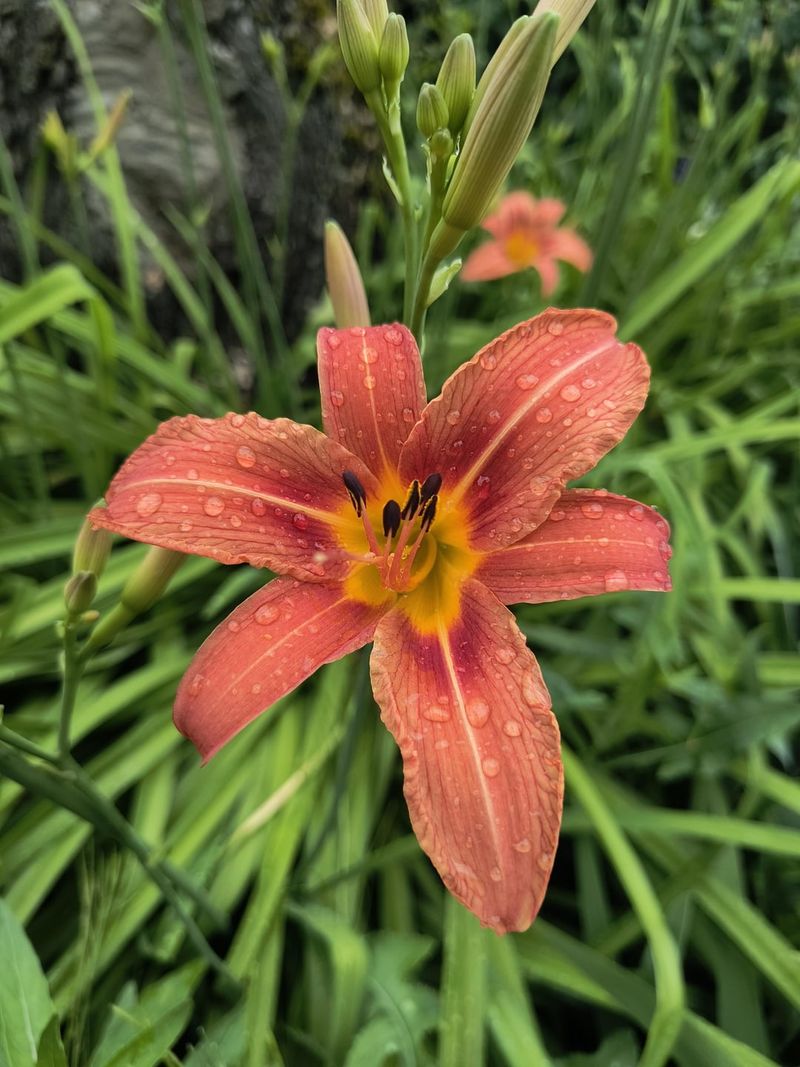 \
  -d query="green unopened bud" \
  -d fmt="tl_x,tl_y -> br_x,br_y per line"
429,127 -> 454,162
72,516 -> 112,578
64,571 -> 97,615
362,0 -> 389,39
462,16 -> 530,139
324,220 -> 371,328
379,13 -> 409,95
443,13 -> 557,232
337,0 -> 381,95
532,0 -> 596,64
121,547 -> 185,616
416,83 -> 449,140
436,34 -> 476,136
